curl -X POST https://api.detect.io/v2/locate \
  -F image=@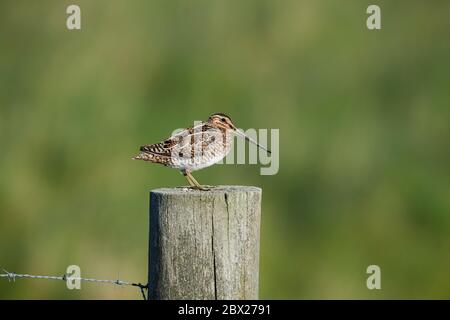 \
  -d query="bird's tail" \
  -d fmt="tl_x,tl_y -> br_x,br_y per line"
132,152 -> 155,161
132,153 -> 145,160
